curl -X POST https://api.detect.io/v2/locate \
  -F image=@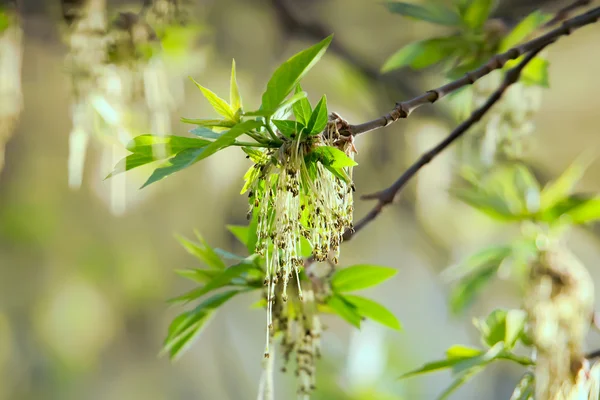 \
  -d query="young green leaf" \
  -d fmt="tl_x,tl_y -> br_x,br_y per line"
473,309 -> 508,348
261,35 -> 333,112
504,309 -> 527,349
305,95 -> 328,135
386,1 -> 462,26
537,194 -> 595,223
142,120 -> 263,188
180,118 -> 236,128
540,152 -> 595,211
175,268 -> 220,284
442,245 -> 512,282
564,197 -> 600,224
461,0 -> 495,29
272,119 -> 305,138
271,90 -> 309,118
107,135 -> 211,178
190,126 -> 221,139
520,56 -> 549,87
312,146 -> 358,168
452,188 -> 522,221
161,289 -> 240,361
342,294 -> 402,331
381,37 -> 463,73
326,294 -> 362,328
227,225 -> 250,249
331,264 -> 397,292
449,264 -> 498,314
499,11 -> 550,52
177,232 -> 226,270
190,77 -> 236,122
169,262 -> 260,303
230,59 -> 242,113
293,84 -> 312,125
